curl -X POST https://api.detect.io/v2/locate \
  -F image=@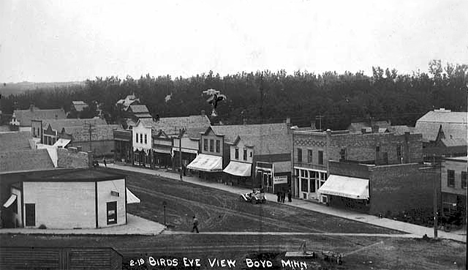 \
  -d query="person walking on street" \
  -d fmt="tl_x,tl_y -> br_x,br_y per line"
281,189 -> 286,203
103,158 -> 107,167
287,189 -> 292,202
276,191 -> 281,202
191,216 -> 199,233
